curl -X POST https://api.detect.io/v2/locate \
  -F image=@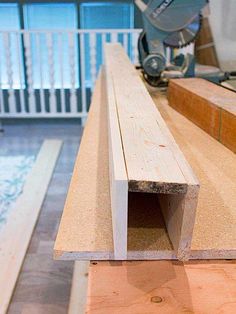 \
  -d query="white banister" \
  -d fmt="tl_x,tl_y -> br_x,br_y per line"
68,32 -> 77,113
47,33 -> 57,113
16,32 -> 25,113
59,32 -> 66,113
36,33 -> 46,113
89,32 -> 97,89
24,32 -> 36,113
0,29 -> 142,119
3,33 -> 15,113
